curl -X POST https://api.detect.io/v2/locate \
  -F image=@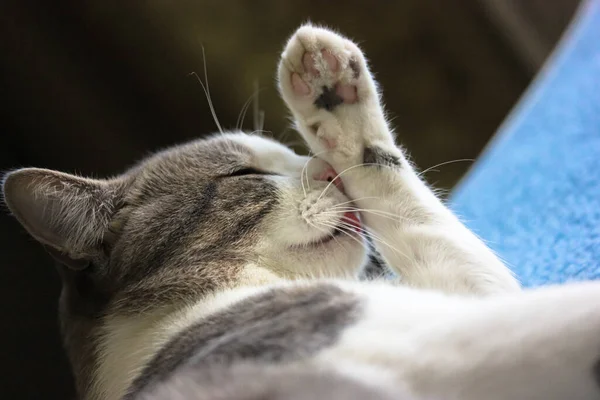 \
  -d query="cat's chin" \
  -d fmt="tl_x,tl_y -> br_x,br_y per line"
259,223 -> 368,280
